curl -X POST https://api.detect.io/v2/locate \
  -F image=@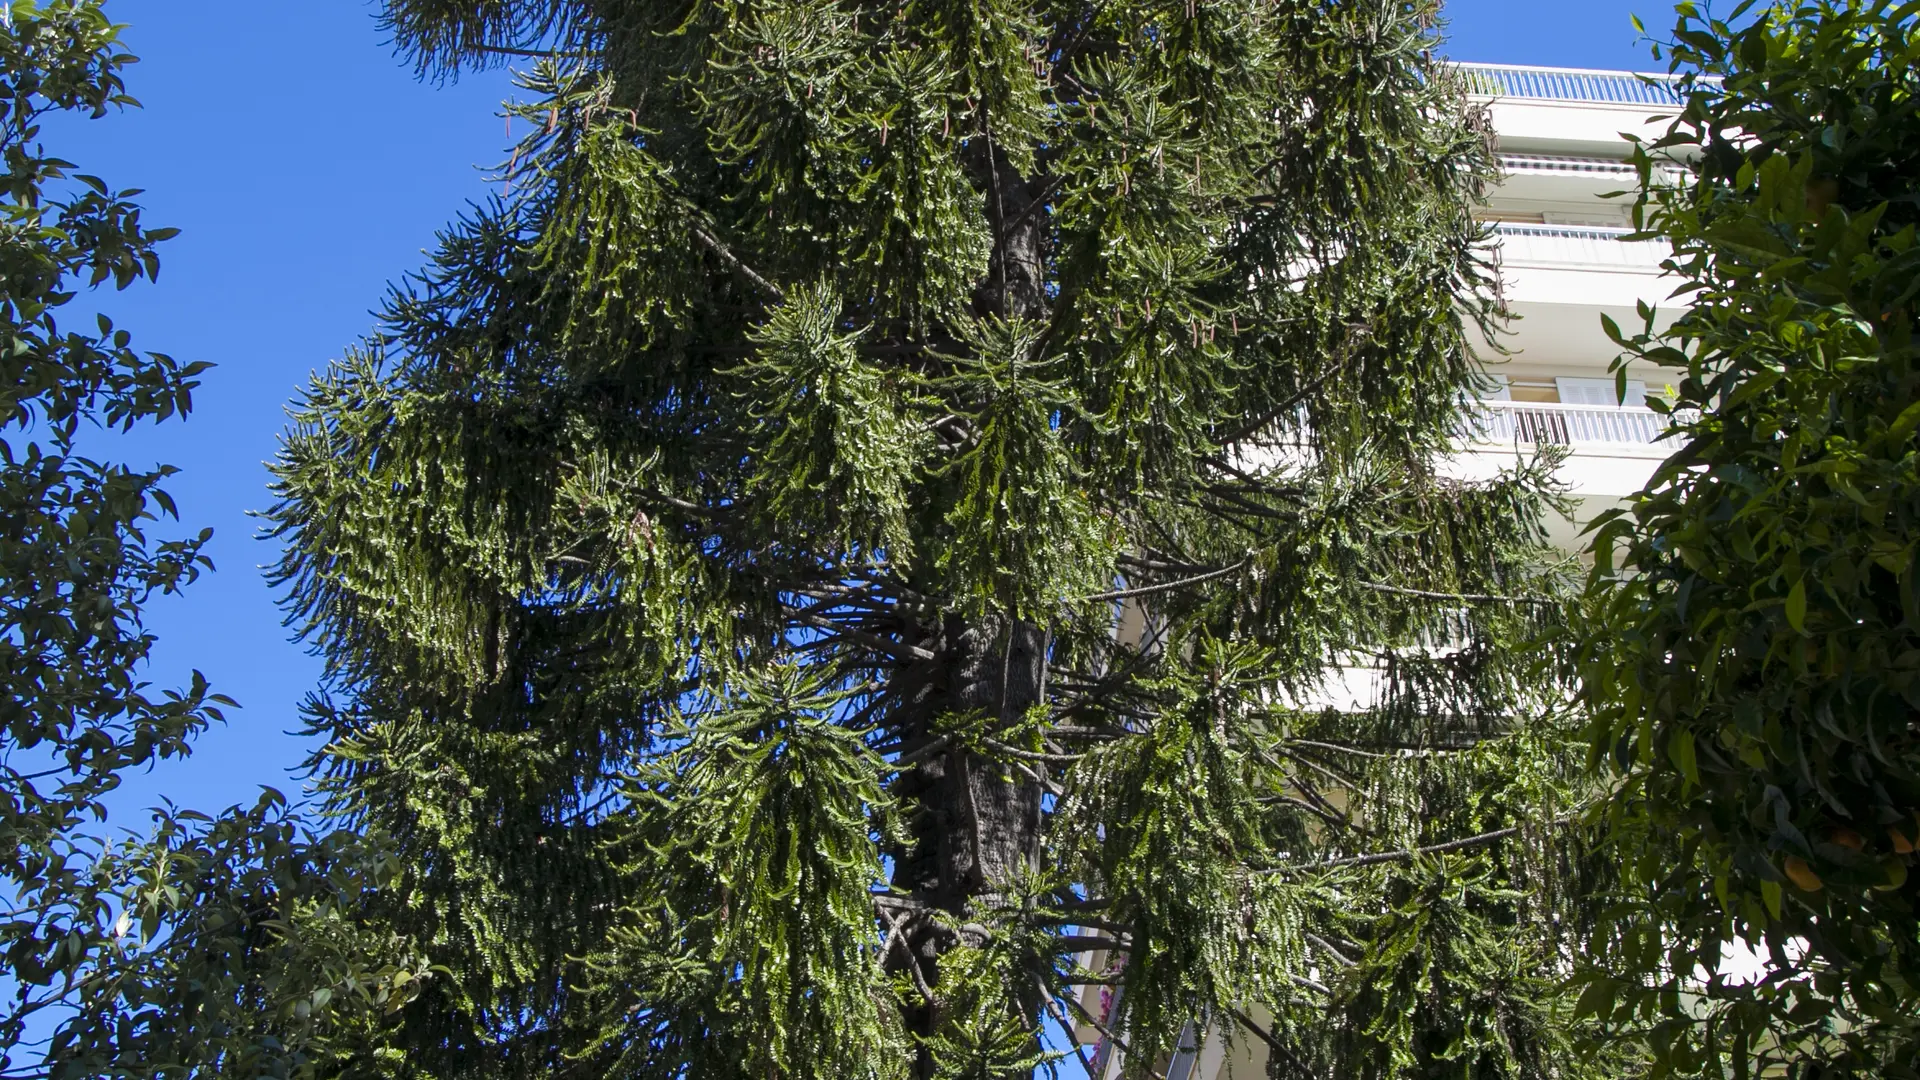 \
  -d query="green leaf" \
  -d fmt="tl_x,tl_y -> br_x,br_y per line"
1761,879 -> 1783,921
1573,976 -> 1617,1021
1889,398 -> 1920,443
1667,728 -> 1699,784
